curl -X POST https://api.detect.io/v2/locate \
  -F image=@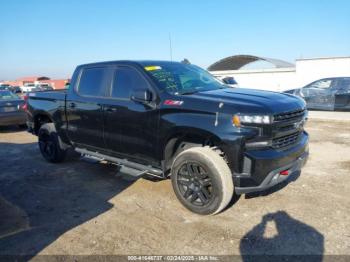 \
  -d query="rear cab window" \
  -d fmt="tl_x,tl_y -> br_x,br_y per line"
77,67 -> 112,97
